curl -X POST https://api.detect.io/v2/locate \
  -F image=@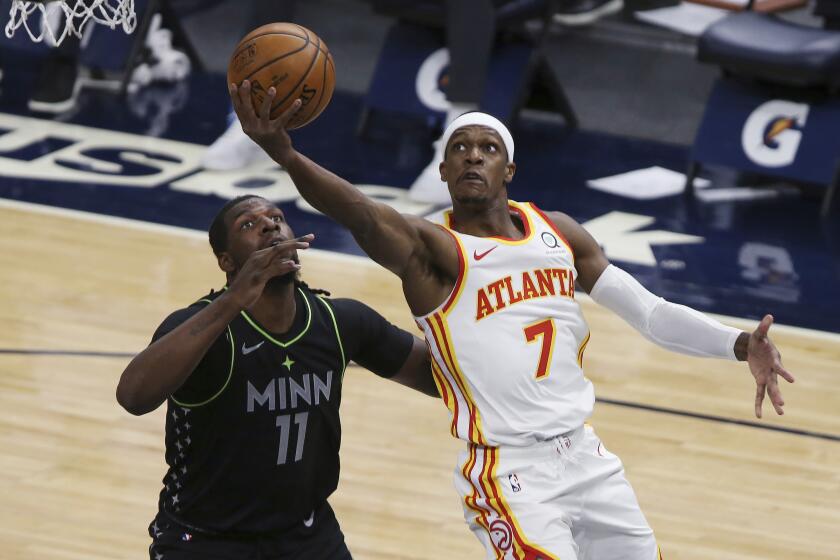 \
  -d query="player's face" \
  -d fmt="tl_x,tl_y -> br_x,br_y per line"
223,198 -> 298,272
440,126 -> 515,204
